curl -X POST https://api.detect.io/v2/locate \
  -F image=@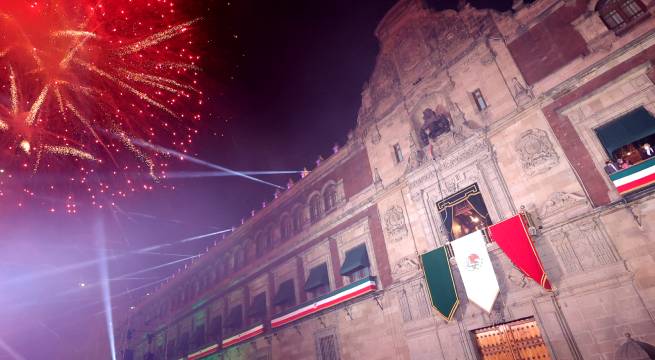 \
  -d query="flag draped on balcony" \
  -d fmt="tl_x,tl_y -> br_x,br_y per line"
451,230 -> 500,313
488,214 -> 552,290
420,246 -> 459,321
